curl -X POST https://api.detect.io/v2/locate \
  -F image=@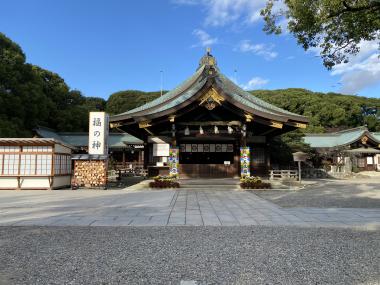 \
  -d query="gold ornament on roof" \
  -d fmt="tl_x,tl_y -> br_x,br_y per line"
361,136 -> 368,144
294,122 -> 307,129
245,114 -> 253,122
138,121 -> 151,128
269,121 -> 283,129
199,87 -> 224,110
